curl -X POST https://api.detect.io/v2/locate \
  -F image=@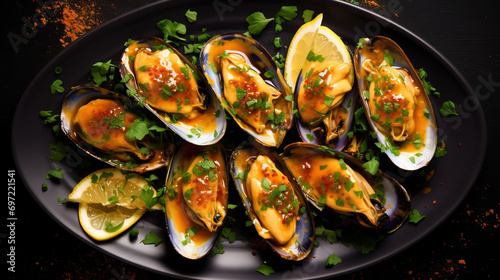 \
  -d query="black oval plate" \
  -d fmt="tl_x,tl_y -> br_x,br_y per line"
11,0 -> 486,279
